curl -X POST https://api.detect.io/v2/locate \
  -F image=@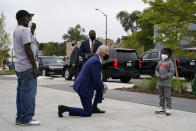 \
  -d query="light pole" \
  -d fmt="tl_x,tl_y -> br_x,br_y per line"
95,9 -> 107,46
